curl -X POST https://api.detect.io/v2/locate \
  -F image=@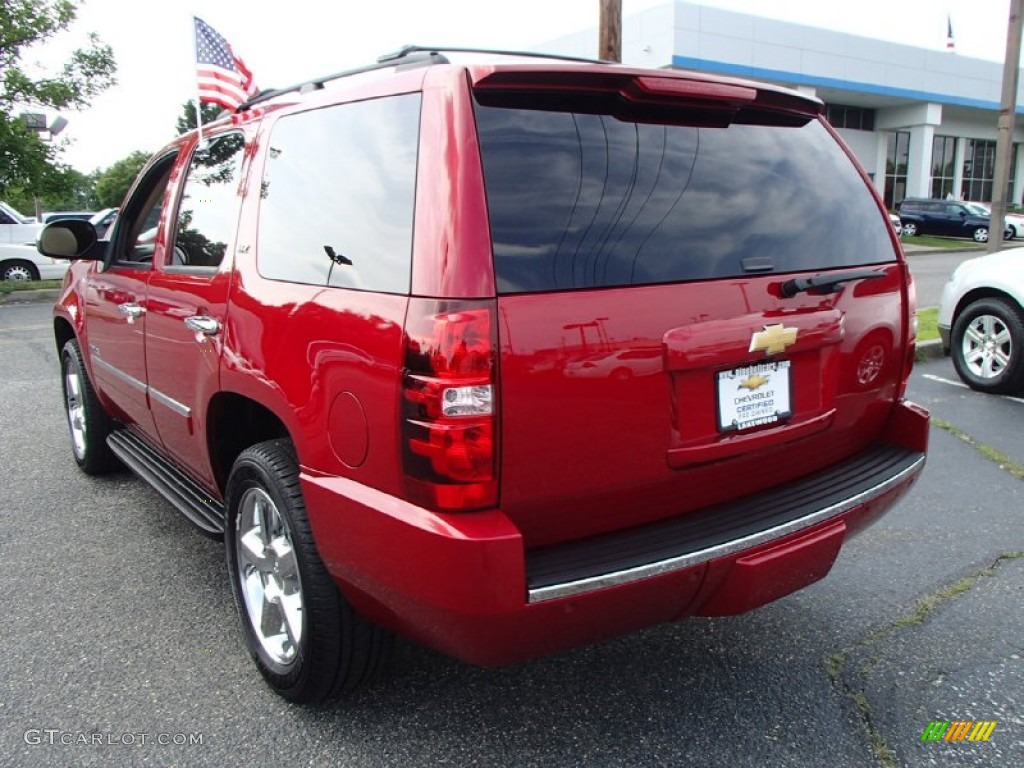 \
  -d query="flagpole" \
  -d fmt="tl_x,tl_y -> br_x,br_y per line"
192,15 -> 204,145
